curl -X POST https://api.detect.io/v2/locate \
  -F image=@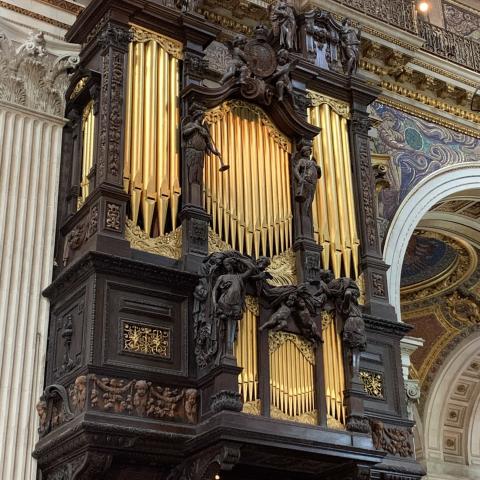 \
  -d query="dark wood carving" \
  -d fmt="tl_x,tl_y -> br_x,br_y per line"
36,1 -> 422,479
